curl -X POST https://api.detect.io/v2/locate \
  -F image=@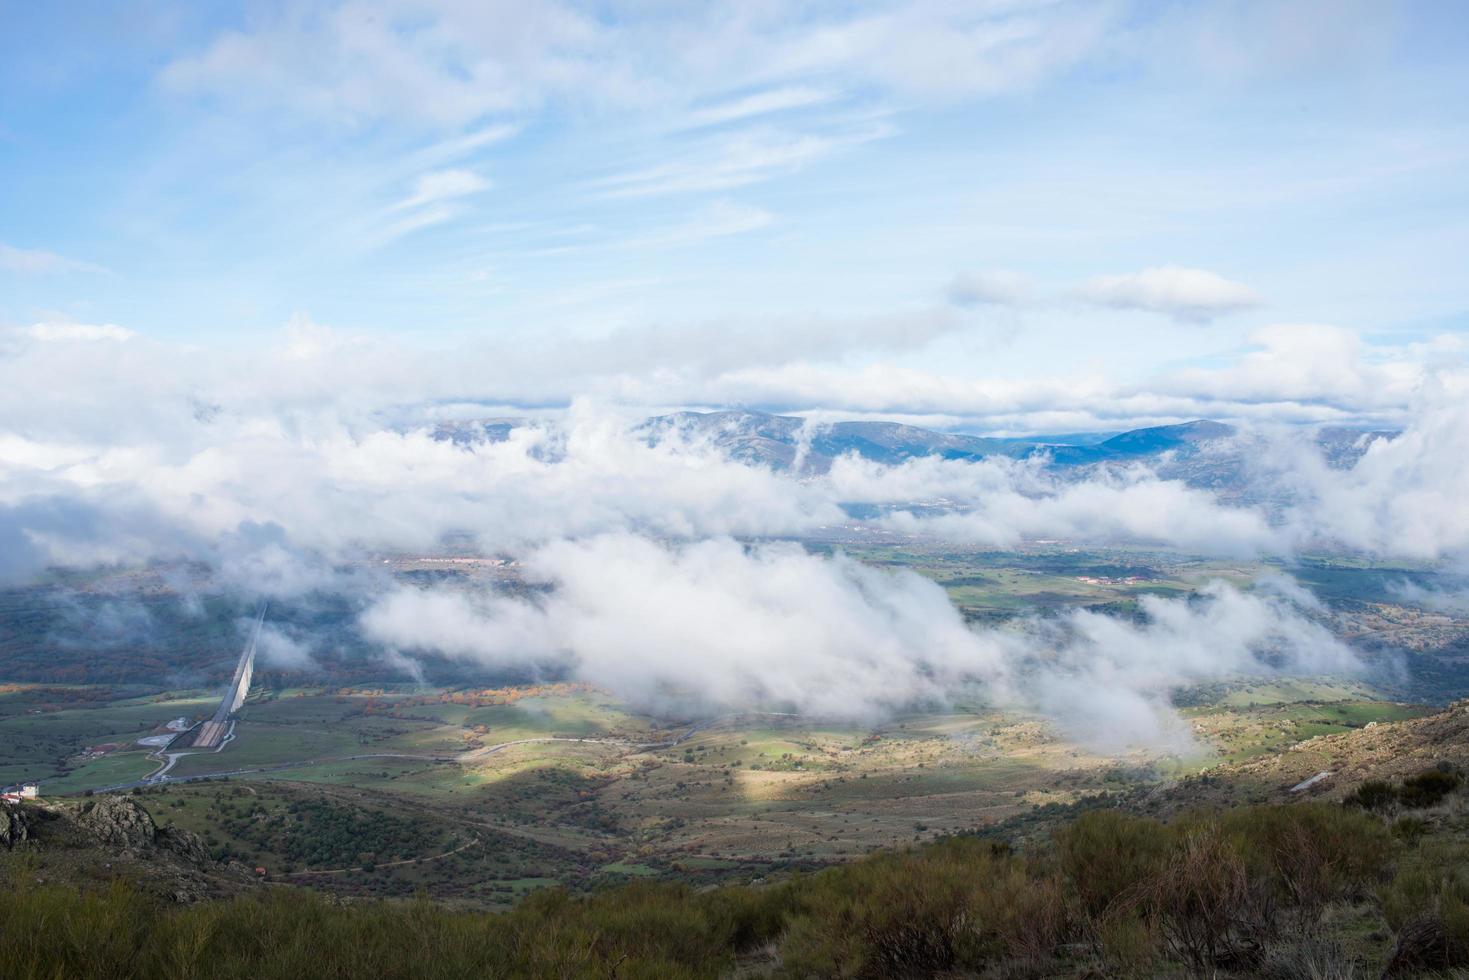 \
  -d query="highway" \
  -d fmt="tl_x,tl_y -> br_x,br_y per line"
190,602 -> 267,749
